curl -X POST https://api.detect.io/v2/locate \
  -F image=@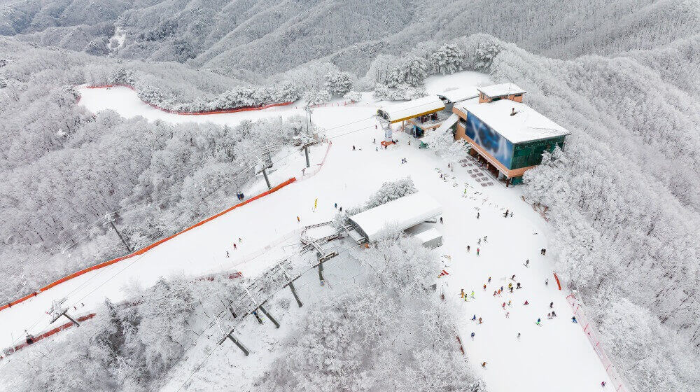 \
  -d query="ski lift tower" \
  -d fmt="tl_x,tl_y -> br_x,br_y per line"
47,298 -> 81,327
